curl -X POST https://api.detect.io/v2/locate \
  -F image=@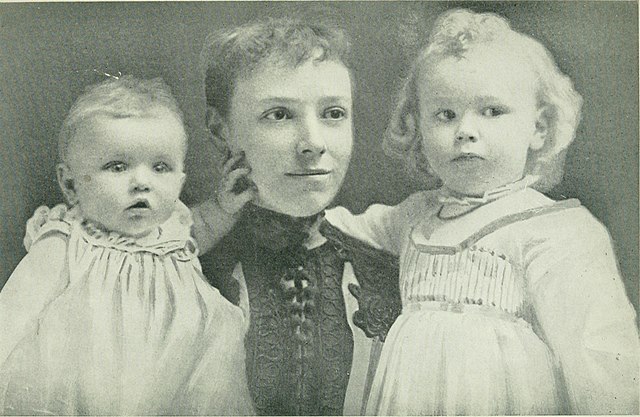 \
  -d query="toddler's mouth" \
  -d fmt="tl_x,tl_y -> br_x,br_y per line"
452,153 -> 484,162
